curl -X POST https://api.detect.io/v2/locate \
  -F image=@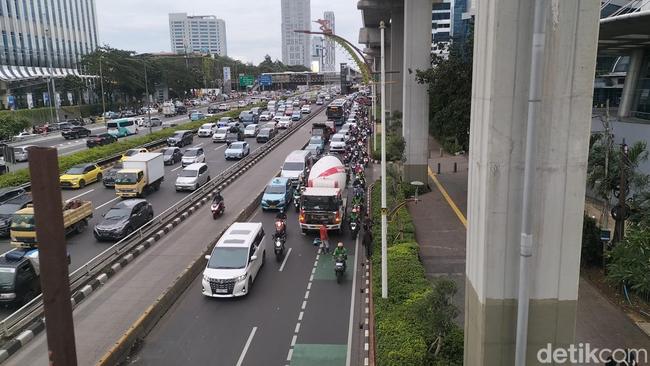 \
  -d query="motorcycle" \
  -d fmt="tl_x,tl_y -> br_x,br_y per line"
211,200 -> 225,219
293,186 -> 304,212
275,216 -> 287,238
334,255 -> 347,284
273,234 -> 285,261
